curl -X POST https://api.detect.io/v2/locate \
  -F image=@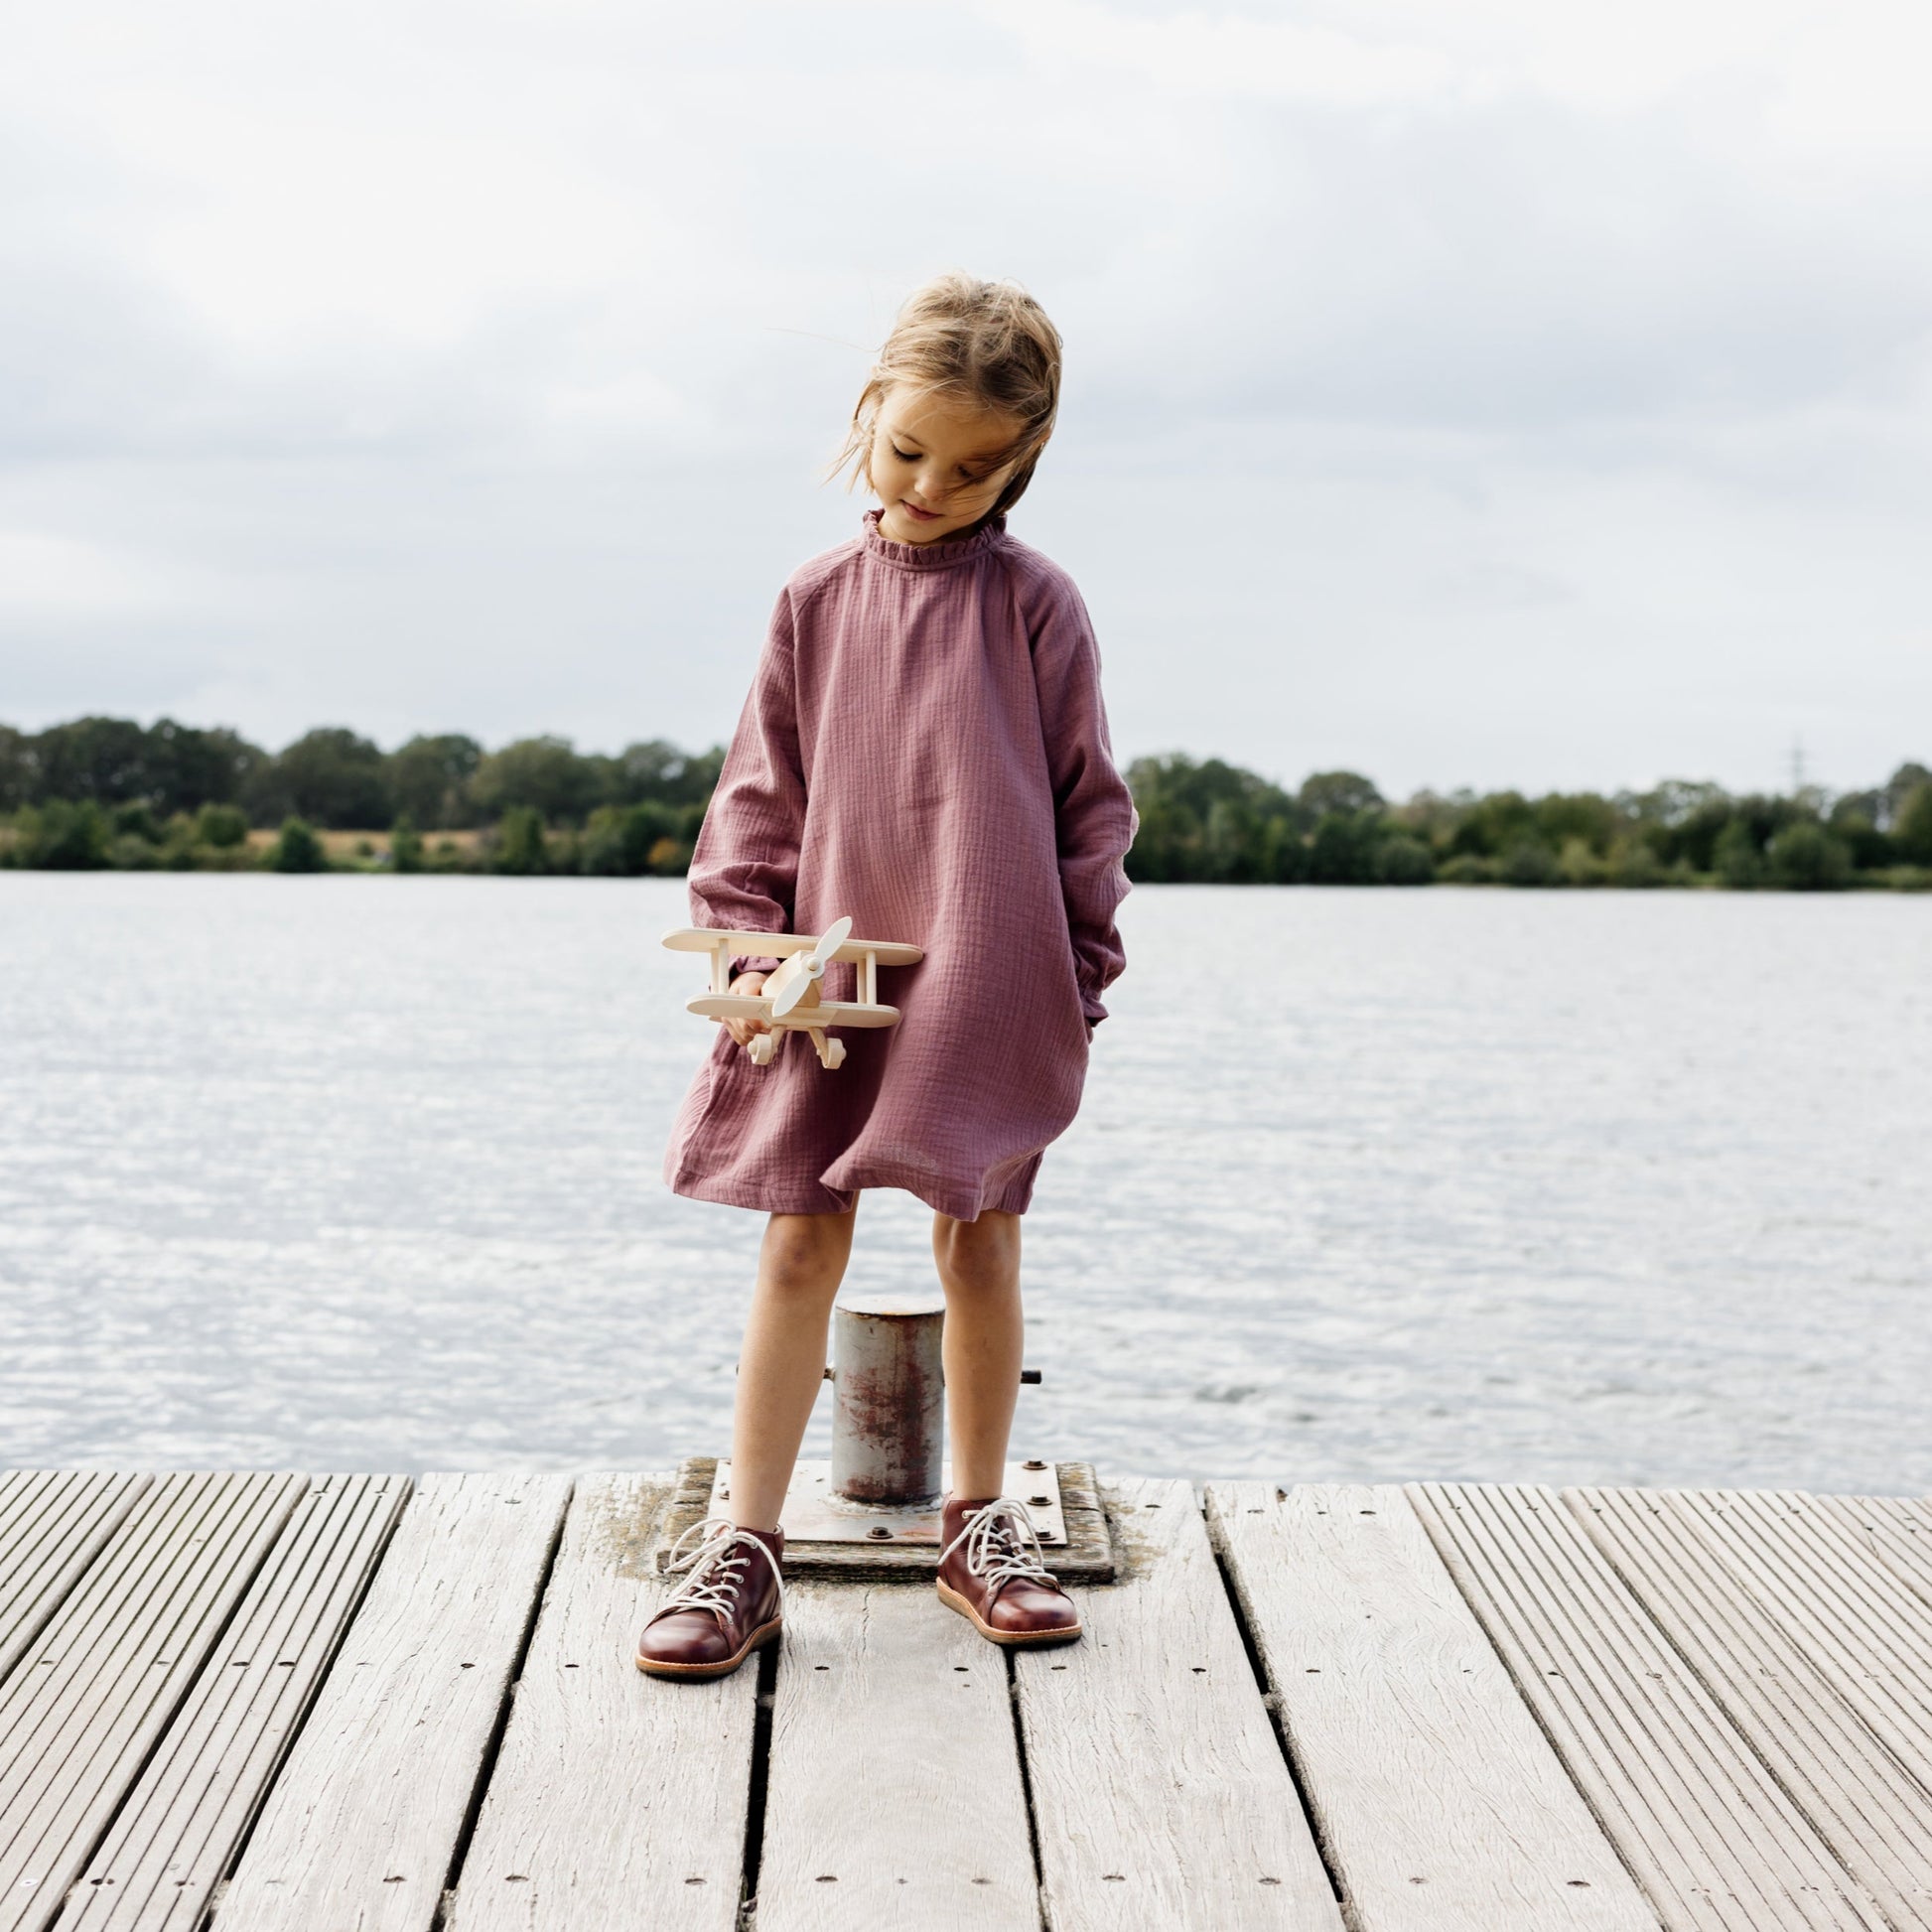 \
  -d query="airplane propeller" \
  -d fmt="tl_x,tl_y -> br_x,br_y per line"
769,914 -> 854,1018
